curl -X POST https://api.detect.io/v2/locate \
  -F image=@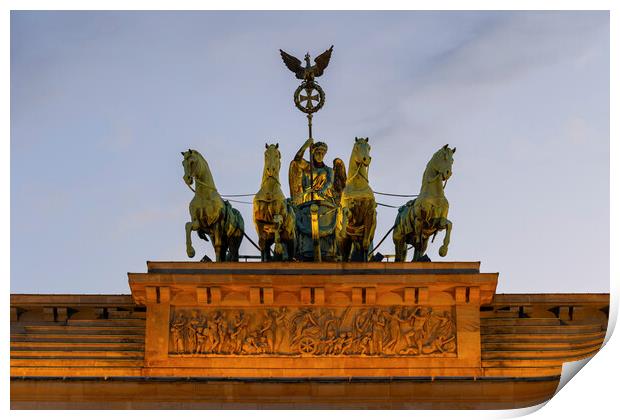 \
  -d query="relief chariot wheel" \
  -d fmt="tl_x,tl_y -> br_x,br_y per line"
298,336 -> 318,355
294,81 -> 325,114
